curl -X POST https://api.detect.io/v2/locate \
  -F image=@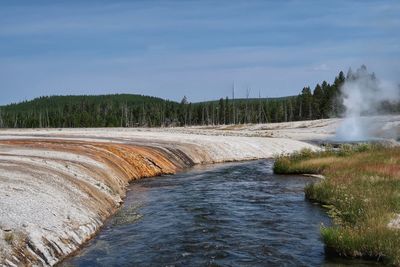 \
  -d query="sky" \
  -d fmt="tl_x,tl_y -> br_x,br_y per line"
0,0 -> 399,104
